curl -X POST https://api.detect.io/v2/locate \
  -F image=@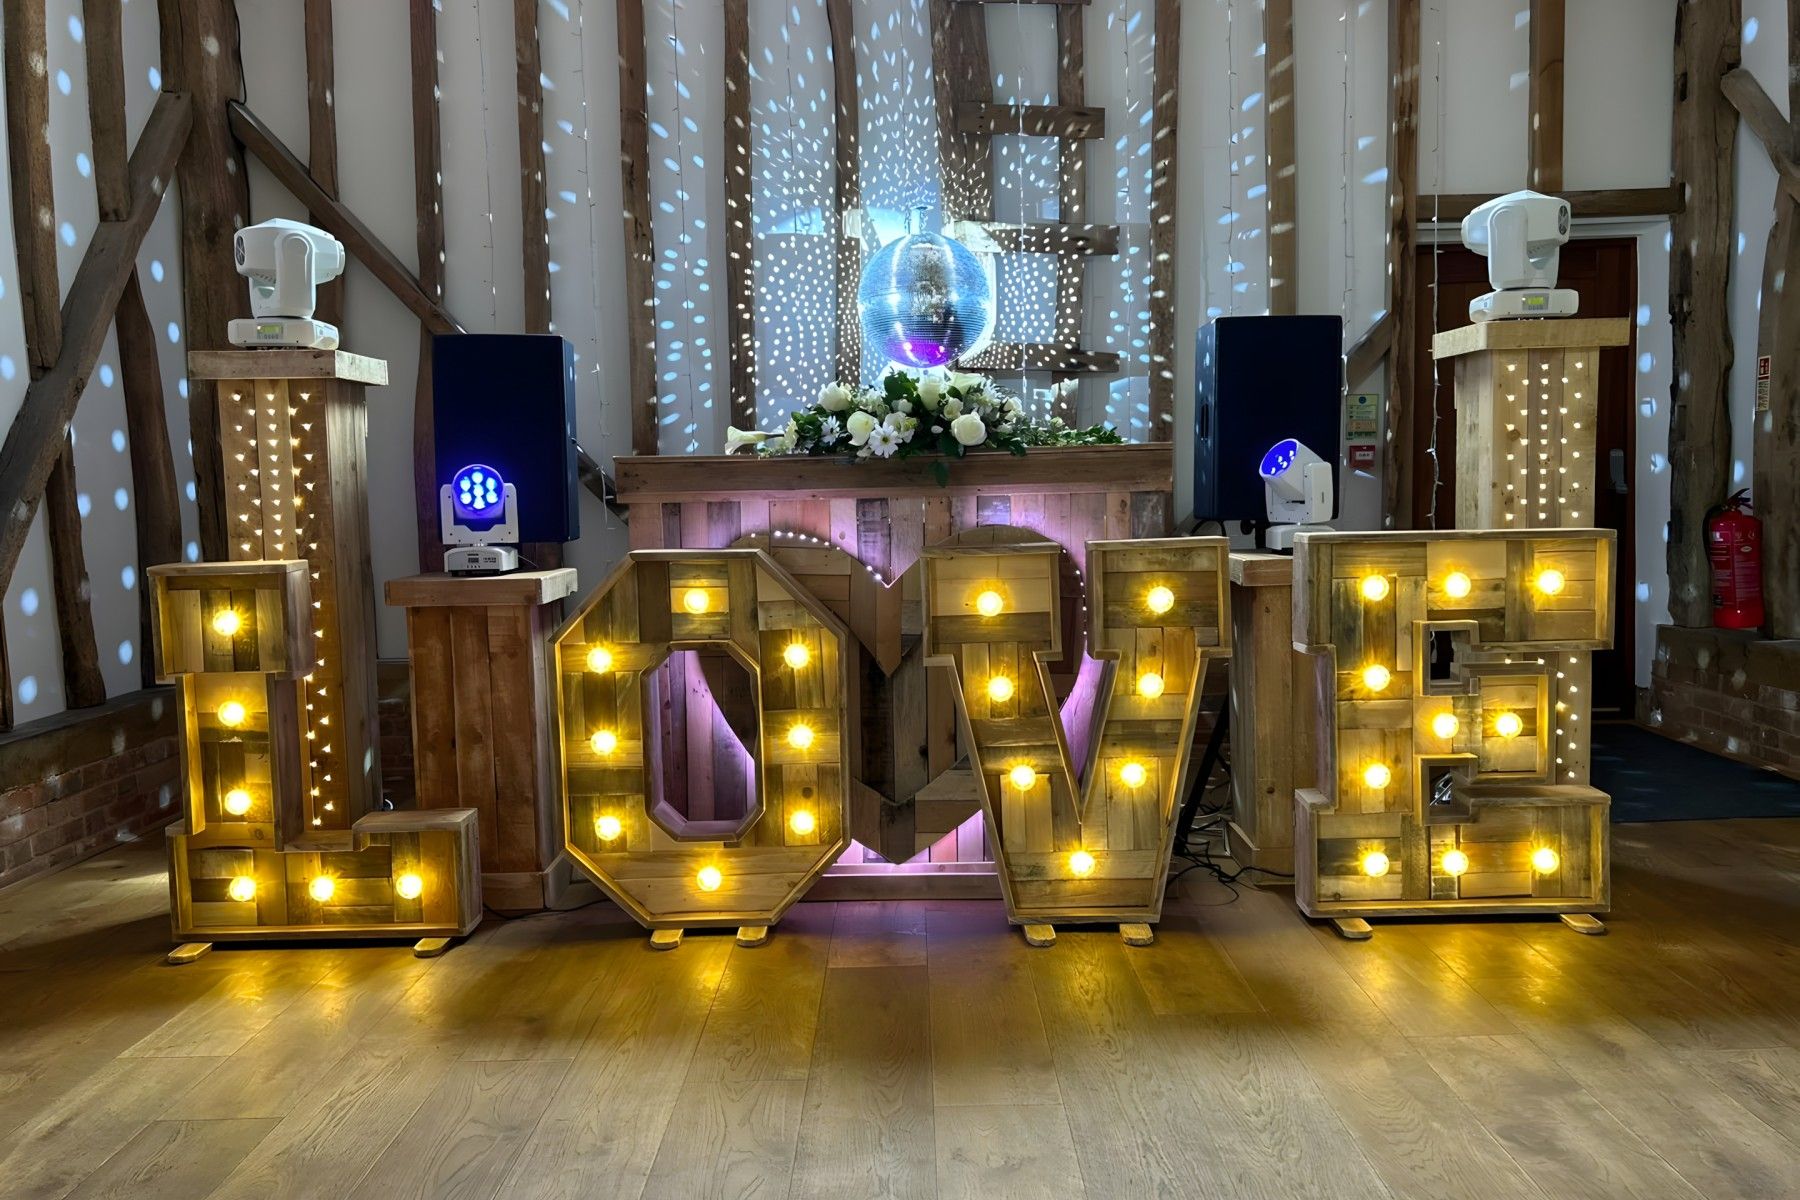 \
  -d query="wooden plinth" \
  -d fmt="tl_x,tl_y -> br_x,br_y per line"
1431,319 -> 1630,530
613,445 -> 1173,868
1224,552 -> 1312,877
386,569 -> 585,912
189,349 -> 389,829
